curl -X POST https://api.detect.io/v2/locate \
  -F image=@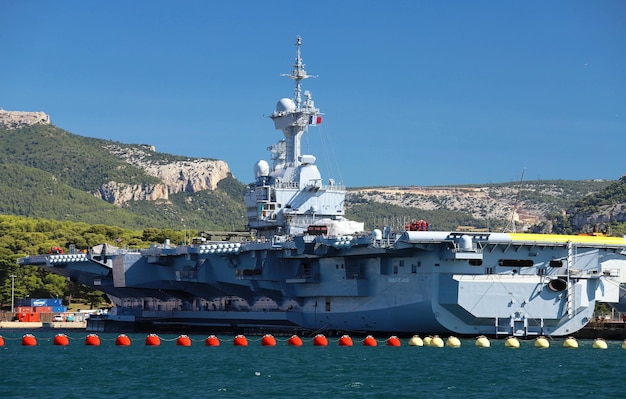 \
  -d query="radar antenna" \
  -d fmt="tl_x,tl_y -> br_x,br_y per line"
281,36 -> 317,110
